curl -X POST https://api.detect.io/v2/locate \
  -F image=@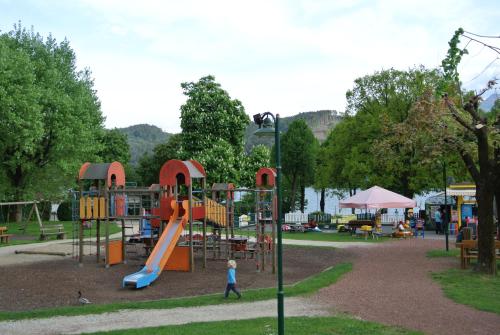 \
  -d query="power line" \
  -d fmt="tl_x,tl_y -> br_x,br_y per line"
463,57 -> 499,84
463,31 -> 500,39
